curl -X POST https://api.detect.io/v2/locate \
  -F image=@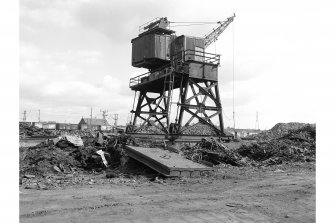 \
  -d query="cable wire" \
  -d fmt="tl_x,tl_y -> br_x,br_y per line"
222,110 -> 232,121
232,21 -> 236,130
170,24 -> 215,27
170,21 -> 218,24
